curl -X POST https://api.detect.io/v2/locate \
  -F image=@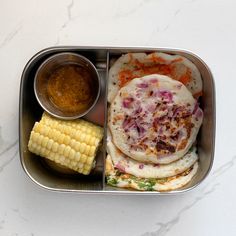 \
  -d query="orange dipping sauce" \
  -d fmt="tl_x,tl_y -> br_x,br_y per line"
47,64 -> 95,114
